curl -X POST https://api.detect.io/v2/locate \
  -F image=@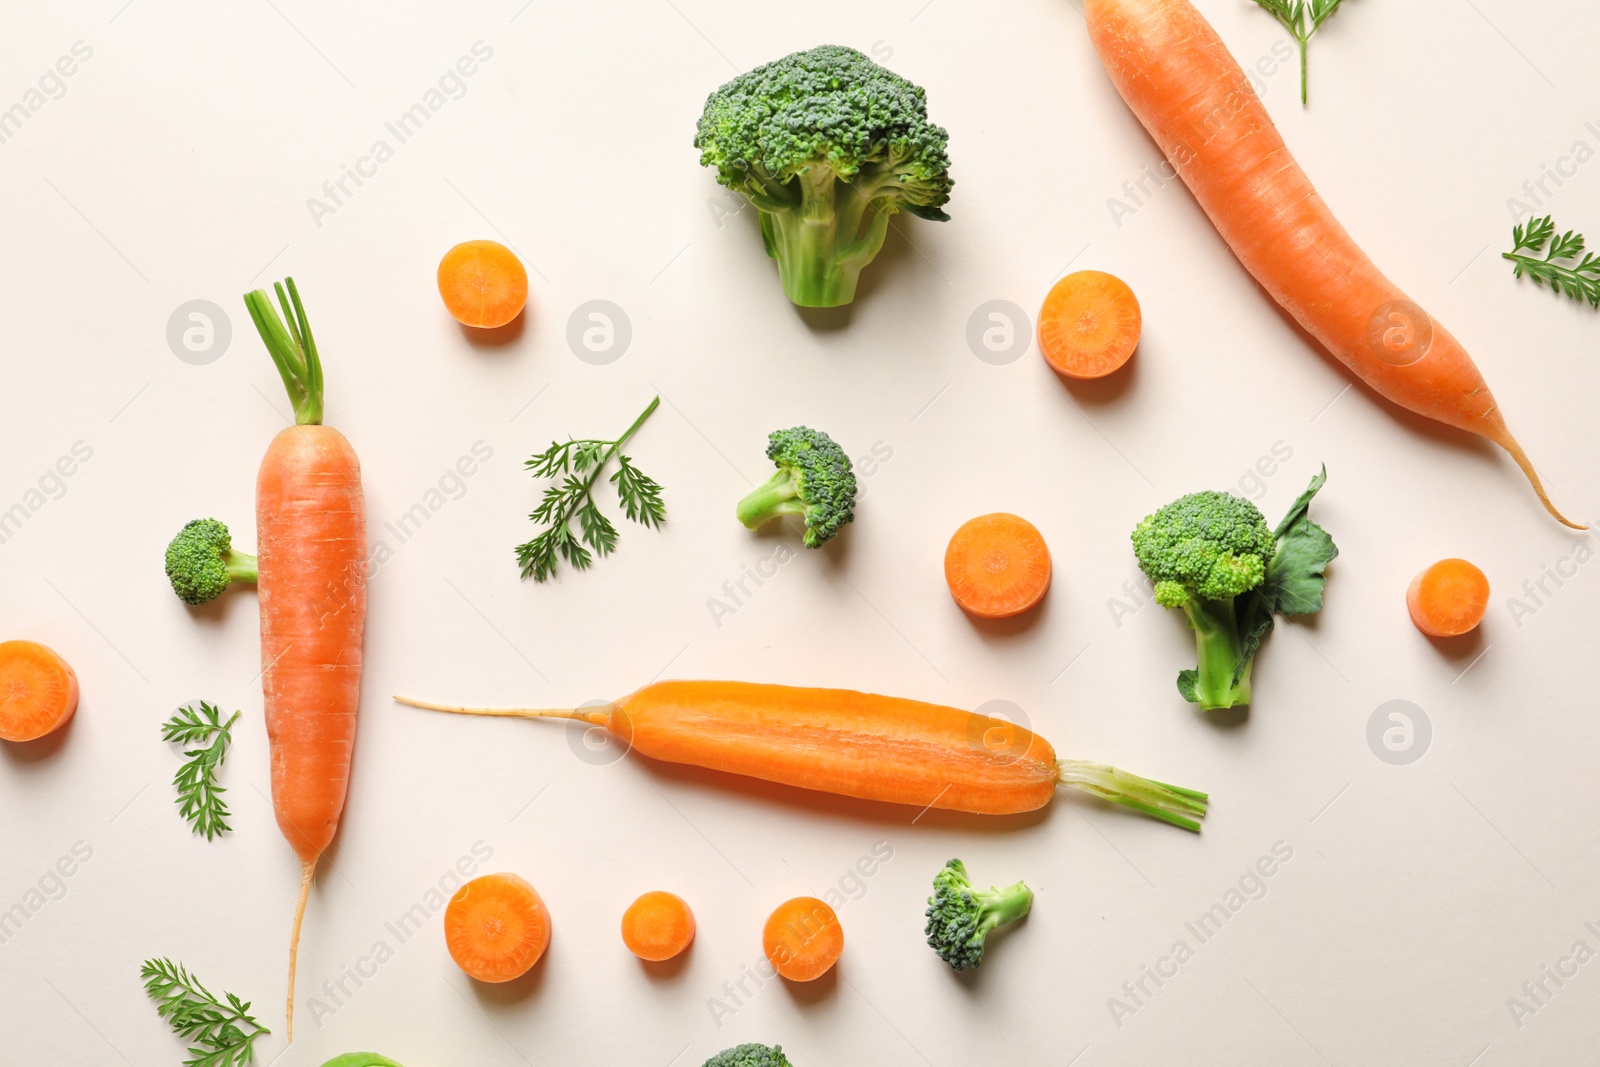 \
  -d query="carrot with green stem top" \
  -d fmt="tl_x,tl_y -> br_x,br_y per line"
394,681 -> 1208,830
244,278 -> 367,1040
1083,0 -> 1581,528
